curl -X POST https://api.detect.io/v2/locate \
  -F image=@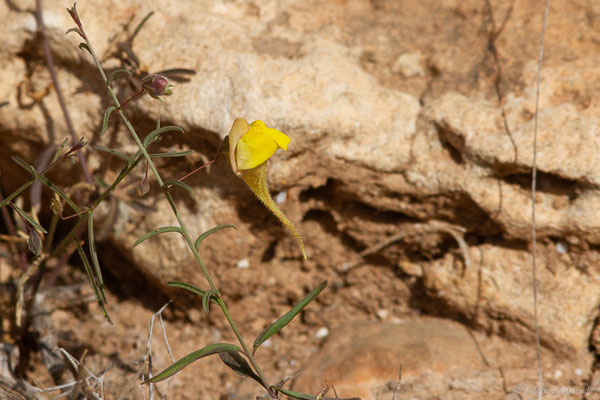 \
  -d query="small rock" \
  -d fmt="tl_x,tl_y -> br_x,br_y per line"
314,326 -> 329,339
236,258 -> 250,269
556,241 -> 568,254
391,52 -> 426,78
294,318 -> 484,399
275,191 -> 287,204
554,369 -> 563,379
